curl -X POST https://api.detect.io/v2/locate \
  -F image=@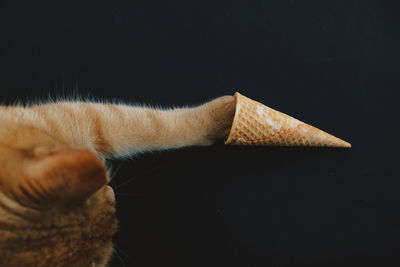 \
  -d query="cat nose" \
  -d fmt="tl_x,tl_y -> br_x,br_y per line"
105,185 -> 115,201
